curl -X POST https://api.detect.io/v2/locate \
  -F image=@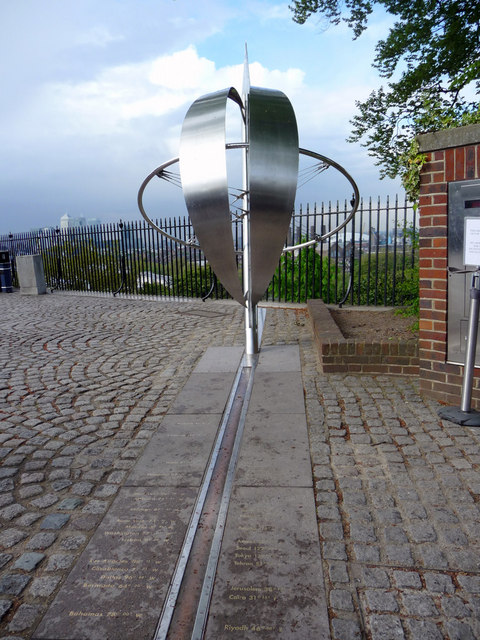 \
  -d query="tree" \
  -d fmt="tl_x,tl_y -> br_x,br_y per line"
290,0 -> 480,199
